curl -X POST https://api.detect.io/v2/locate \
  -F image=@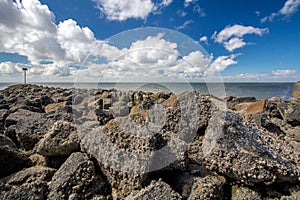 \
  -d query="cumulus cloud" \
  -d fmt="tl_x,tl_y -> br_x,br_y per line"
0,0 -> 100,79
212,24 -> 269,52
205,54 -> 238,76
92,0 -> 155,21
0,62 -> 24,74
184,0 -> 197,7
261,0 -> 300,22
